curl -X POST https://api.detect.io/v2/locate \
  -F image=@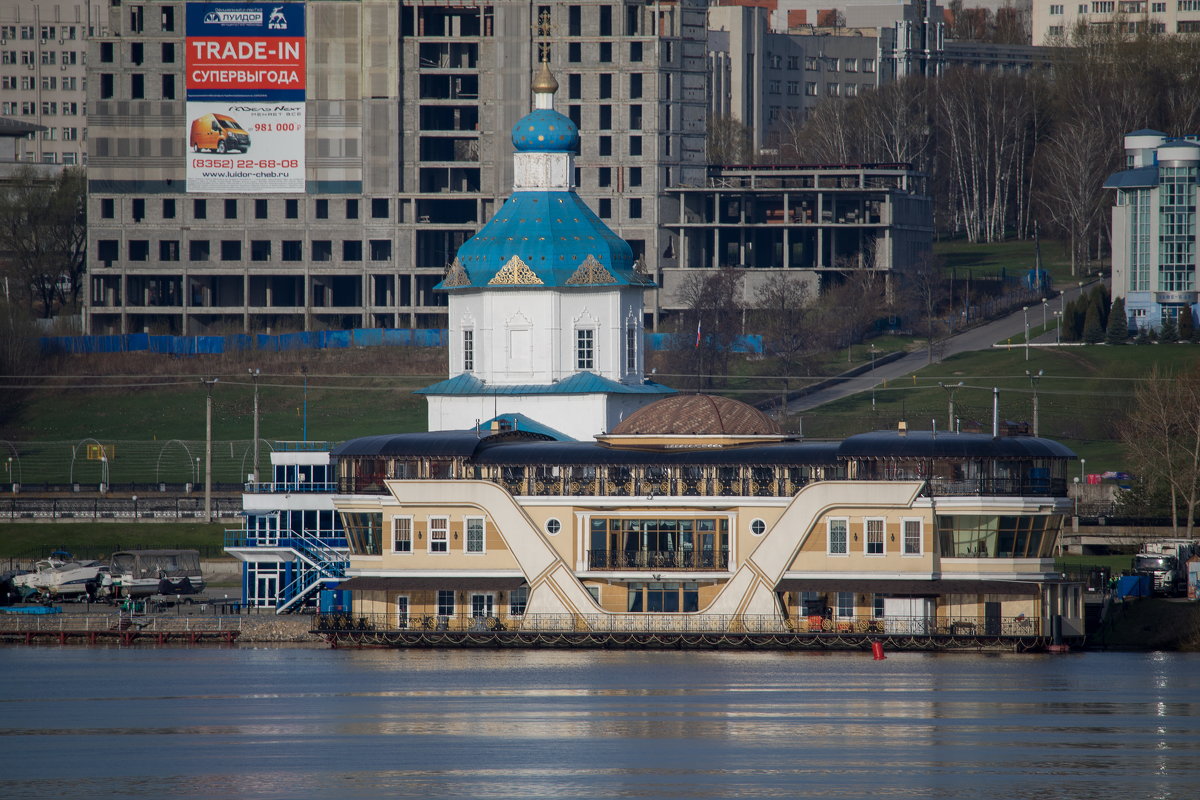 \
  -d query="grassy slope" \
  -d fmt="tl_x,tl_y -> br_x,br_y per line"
0,522 -> 227,559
